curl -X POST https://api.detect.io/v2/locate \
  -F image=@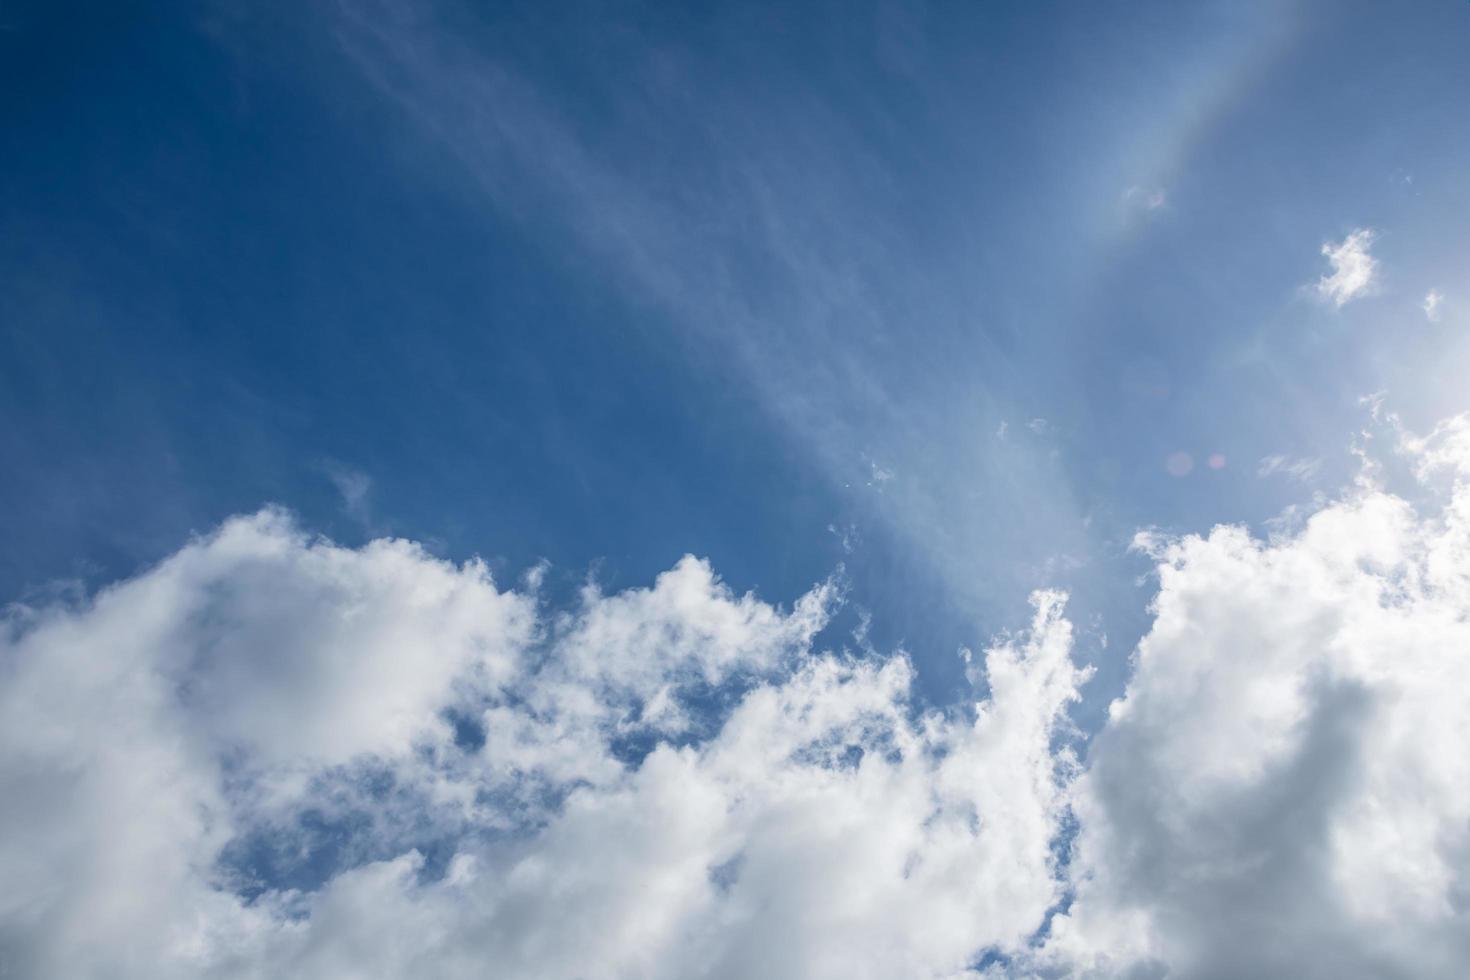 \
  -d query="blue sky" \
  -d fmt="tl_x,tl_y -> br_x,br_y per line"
6,2 -> 1470,977
9,0 -> 1468,725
